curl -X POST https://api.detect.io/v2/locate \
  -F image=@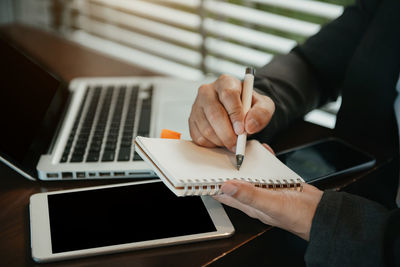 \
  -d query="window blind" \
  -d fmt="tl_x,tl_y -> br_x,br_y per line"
15,0 -> 346,79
